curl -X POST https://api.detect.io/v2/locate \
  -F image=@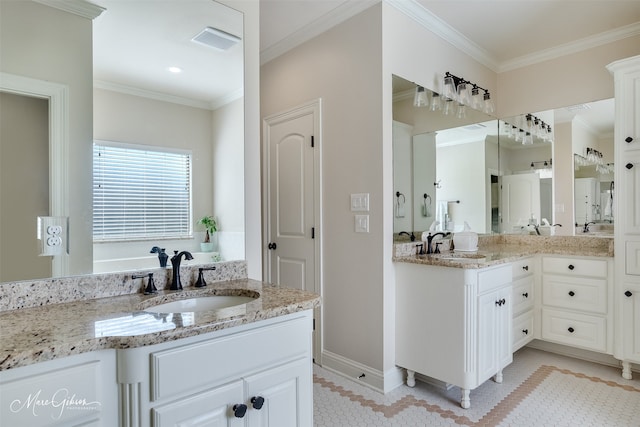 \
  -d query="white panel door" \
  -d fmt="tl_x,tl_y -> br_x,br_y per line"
266,110 -> 315,292
500,173 -> 541,232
